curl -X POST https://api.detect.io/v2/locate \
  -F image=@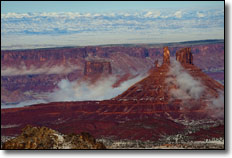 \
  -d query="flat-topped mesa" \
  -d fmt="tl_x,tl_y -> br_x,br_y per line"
176,47 -> 193,65
163,46 -> 170,64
